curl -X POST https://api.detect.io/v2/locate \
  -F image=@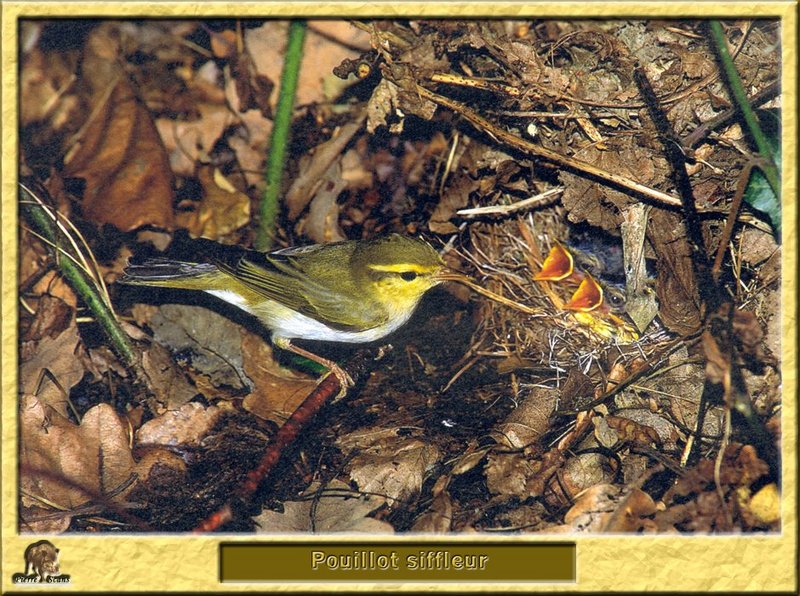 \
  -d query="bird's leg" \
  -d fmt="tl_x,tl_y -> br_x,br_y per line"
273,337 -> 354,399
